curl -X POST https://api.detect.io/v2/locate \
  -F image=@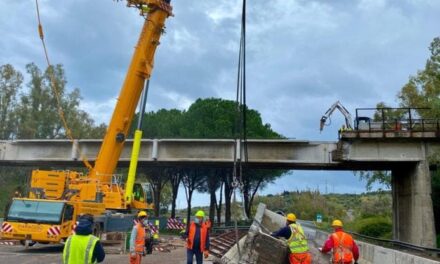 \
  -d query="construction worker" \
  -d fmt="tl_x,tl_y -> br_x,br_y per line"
129,211 -> 148,264
271,213 -> 311,264
338,125 -> 346,139
184,210 -> 210,264
62,214 -> 105,264
320,219 -> 359,264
